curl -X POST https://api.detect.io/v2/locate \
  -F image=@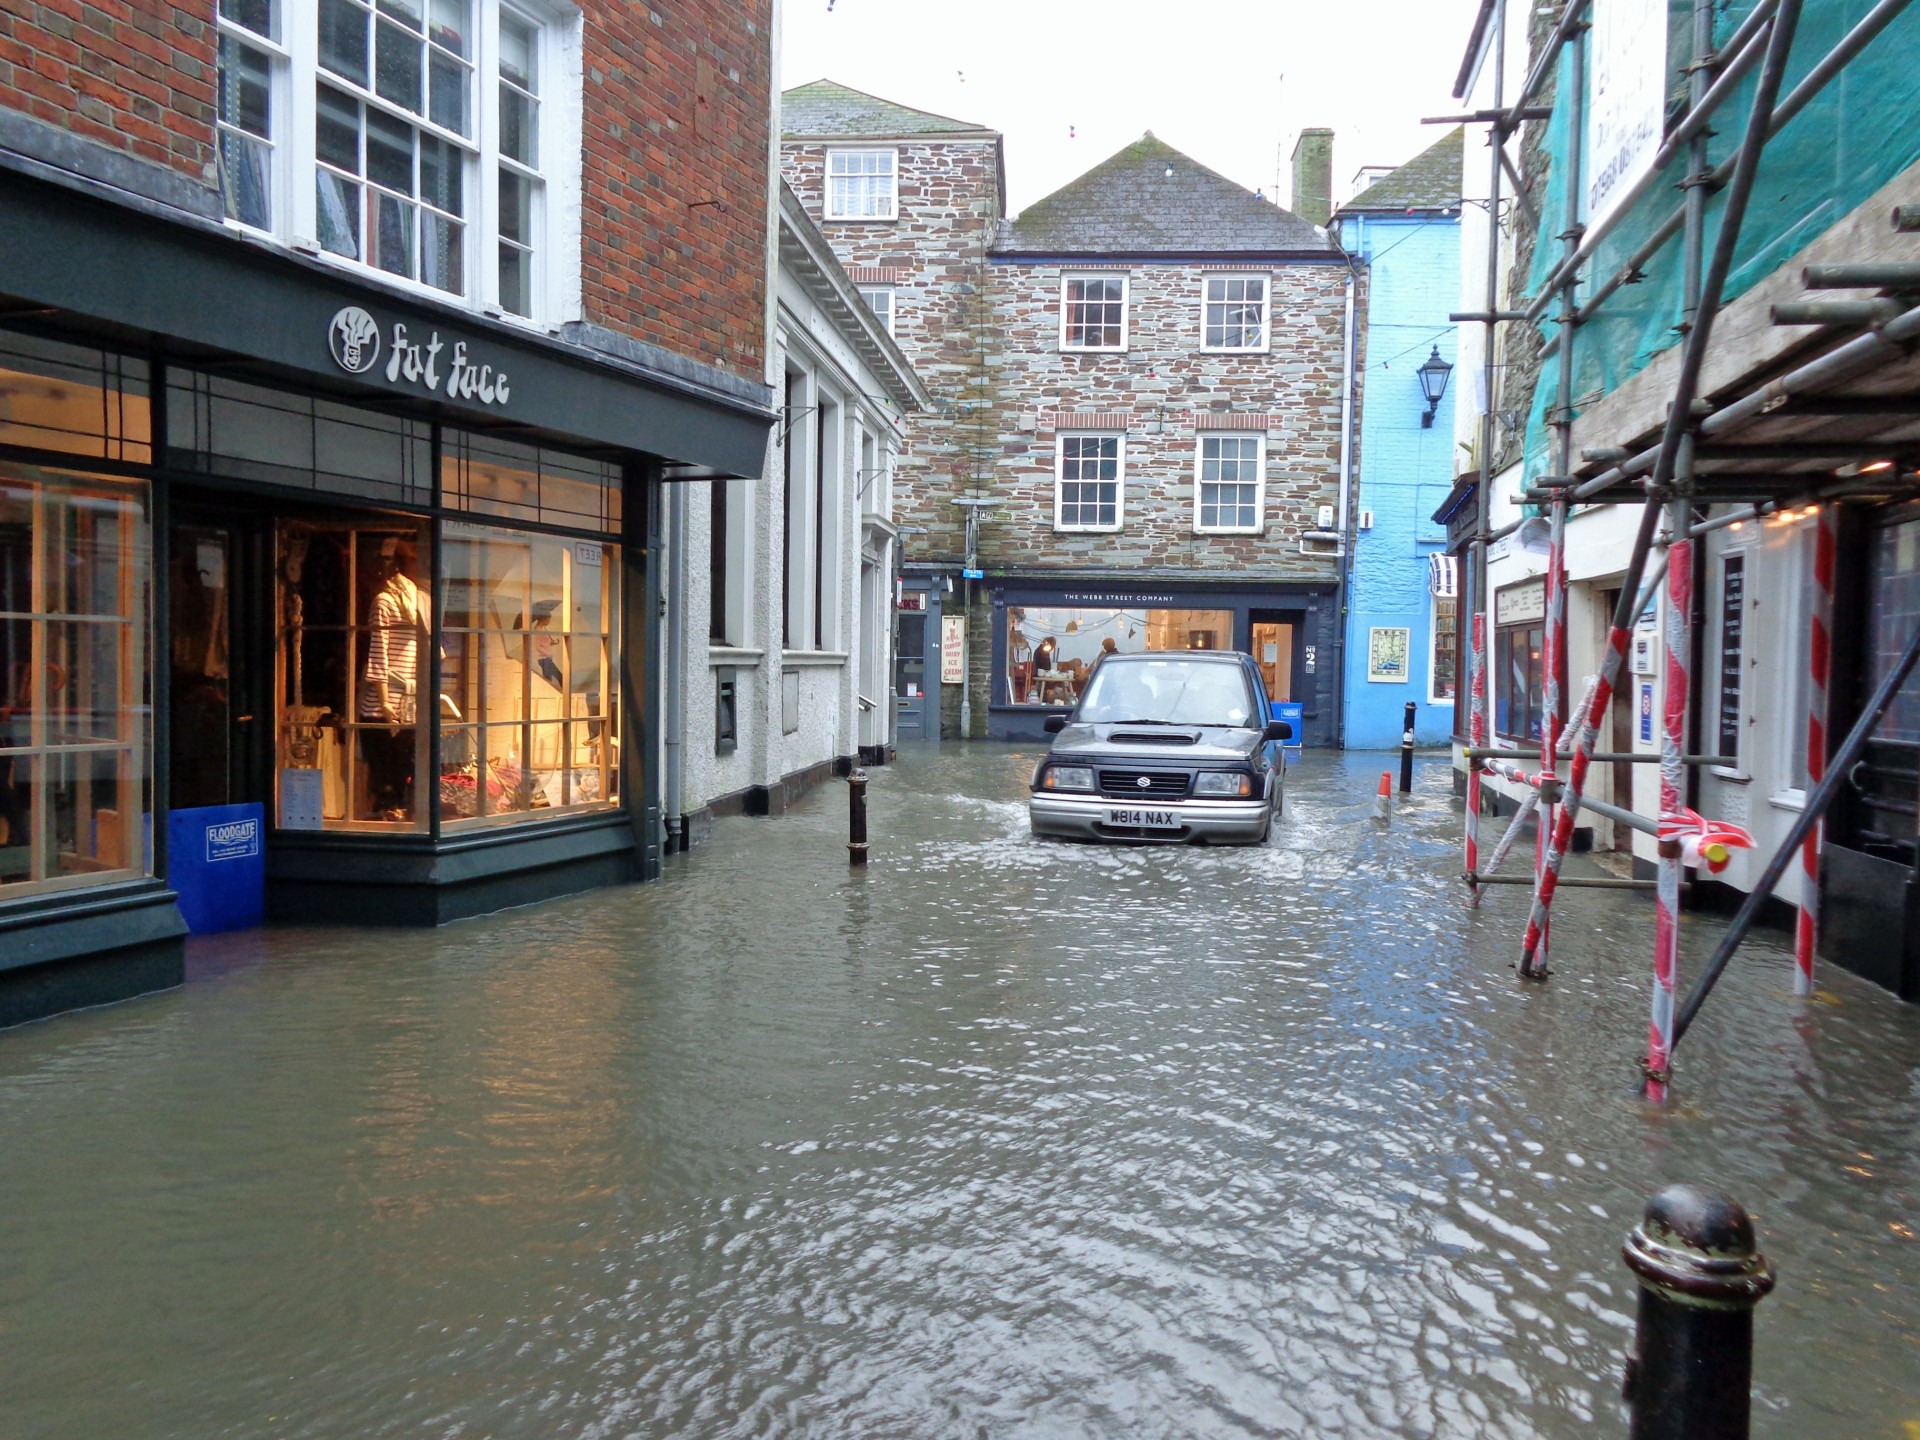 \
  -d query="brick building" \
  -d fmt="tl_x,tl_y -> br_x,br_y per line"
0,0 -> 778,1024
781,83 -> 1358,742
